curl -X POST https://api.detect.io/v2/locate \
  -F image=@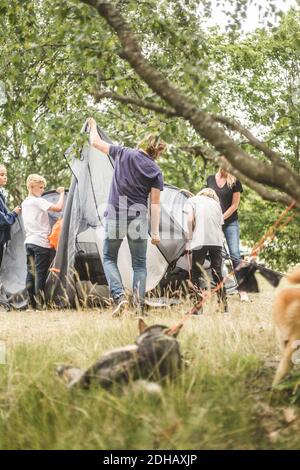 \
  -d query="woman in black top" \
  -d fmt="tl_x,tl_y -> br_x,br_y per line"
207,165 -> 249,302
